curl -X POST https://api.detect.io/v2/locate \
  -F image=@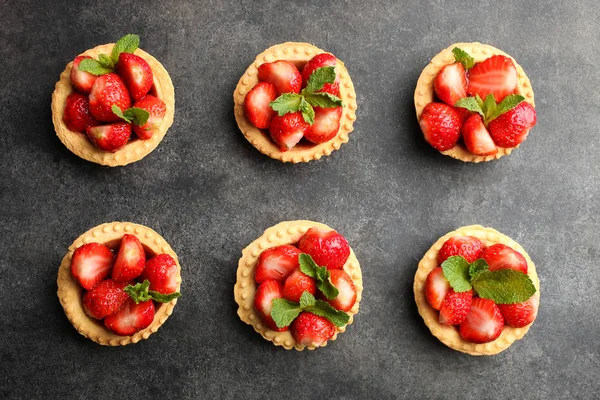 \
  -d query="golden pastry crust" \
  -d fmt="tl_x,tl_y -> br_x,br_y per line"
57,221 -> 181,346
234,220 -> 362,350
51,44 -> 175,166
414,225 -> 540,356
233,42 -> 358,163
414,42 -> 535,163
